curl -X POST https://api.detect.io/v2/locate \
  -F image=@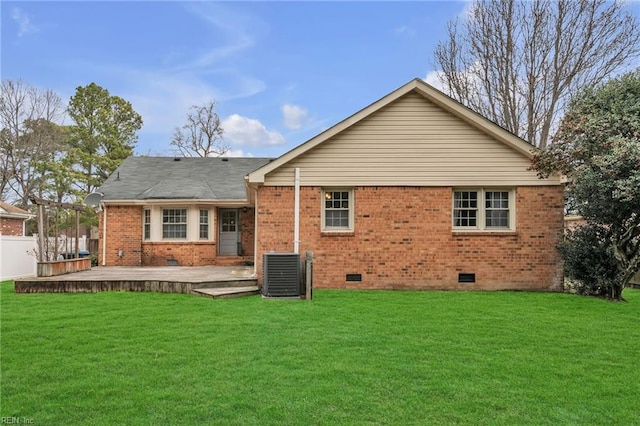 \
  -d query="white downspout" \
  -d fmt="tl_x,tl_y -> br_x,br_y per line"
253,188 -> 259,277
294,168 -> 300,254
101,203 -> 107,266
